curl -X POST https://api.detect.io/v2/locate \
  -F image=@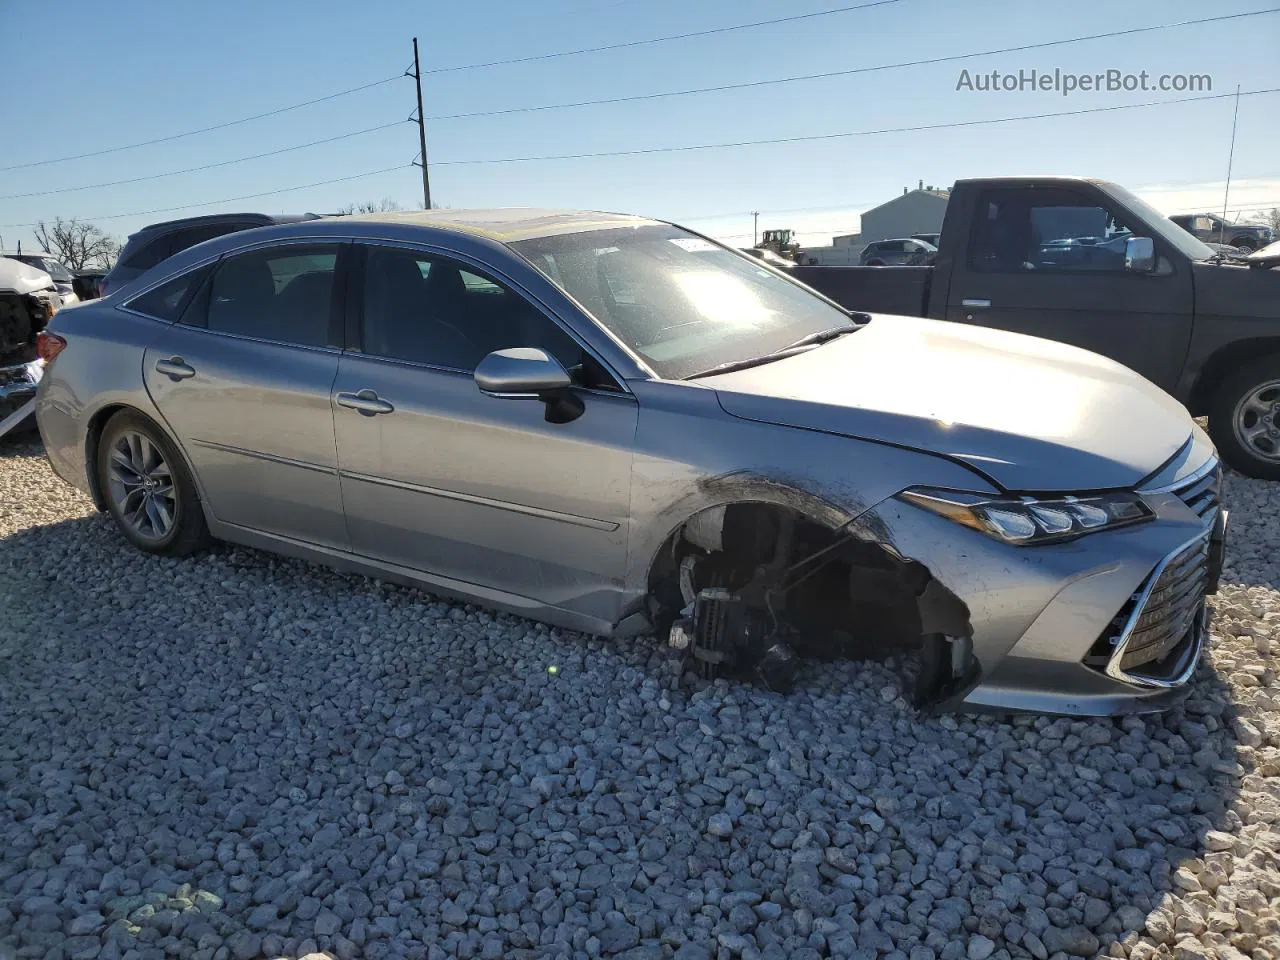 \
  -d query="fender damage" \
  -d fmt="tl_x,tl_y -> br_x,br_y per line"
641,470 -> 978,708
